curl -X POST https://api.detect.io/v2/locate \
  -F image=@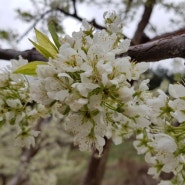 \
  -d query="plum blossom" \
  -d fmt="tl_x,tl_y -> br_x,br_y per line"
0,57 -> 49,148
169,99 -> 185,123
15,127 -> 40,148
169,84 -> 185,98
152,133 -> 177,153
168,84 -> 185,123
2,10 -> 185,185
15,11 -> 185,185
28,11 -> 150,155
